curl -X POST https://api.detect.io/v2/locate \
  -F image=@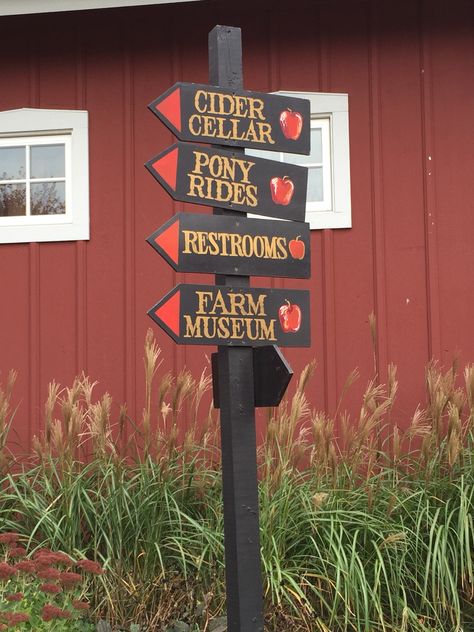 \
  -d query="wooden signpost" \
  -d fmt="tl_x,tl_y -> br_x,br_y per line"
145,141 -> 308,221
145,24 -> 311,632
